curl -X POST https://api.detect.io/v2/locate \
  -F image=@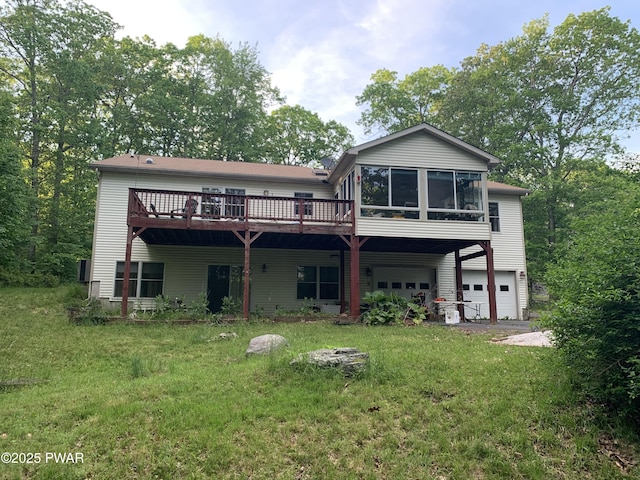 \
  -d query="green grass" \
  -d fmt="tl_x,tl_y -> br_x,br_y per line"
0,287 -> 638,479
